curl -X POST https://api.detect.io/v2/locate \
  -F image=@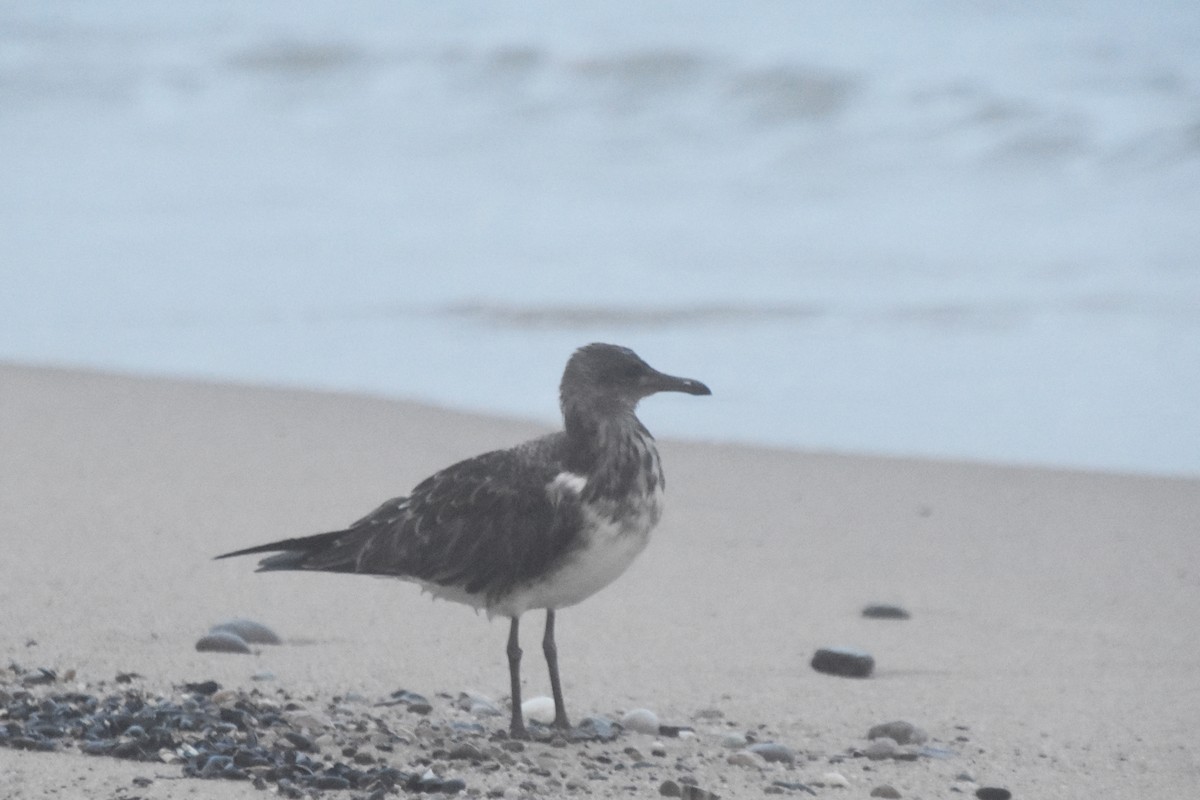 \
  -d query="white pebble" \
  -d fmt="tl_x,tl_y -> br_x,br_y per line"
821,772 -> 851,788
521,696 -> 556,724
621,708 -> 660,735
721,732 -> 749,749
